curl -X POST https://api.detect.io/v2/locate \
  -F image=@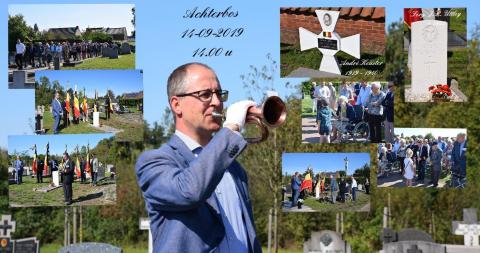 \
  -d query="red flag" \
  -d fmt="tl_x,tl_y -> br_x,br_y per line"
31,145 -> 37,174
75,156 -> 81,178
300,173 -> 313,192
43,142 -> 49,175
85,144 -> 91,175
404,8 -> 423,28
